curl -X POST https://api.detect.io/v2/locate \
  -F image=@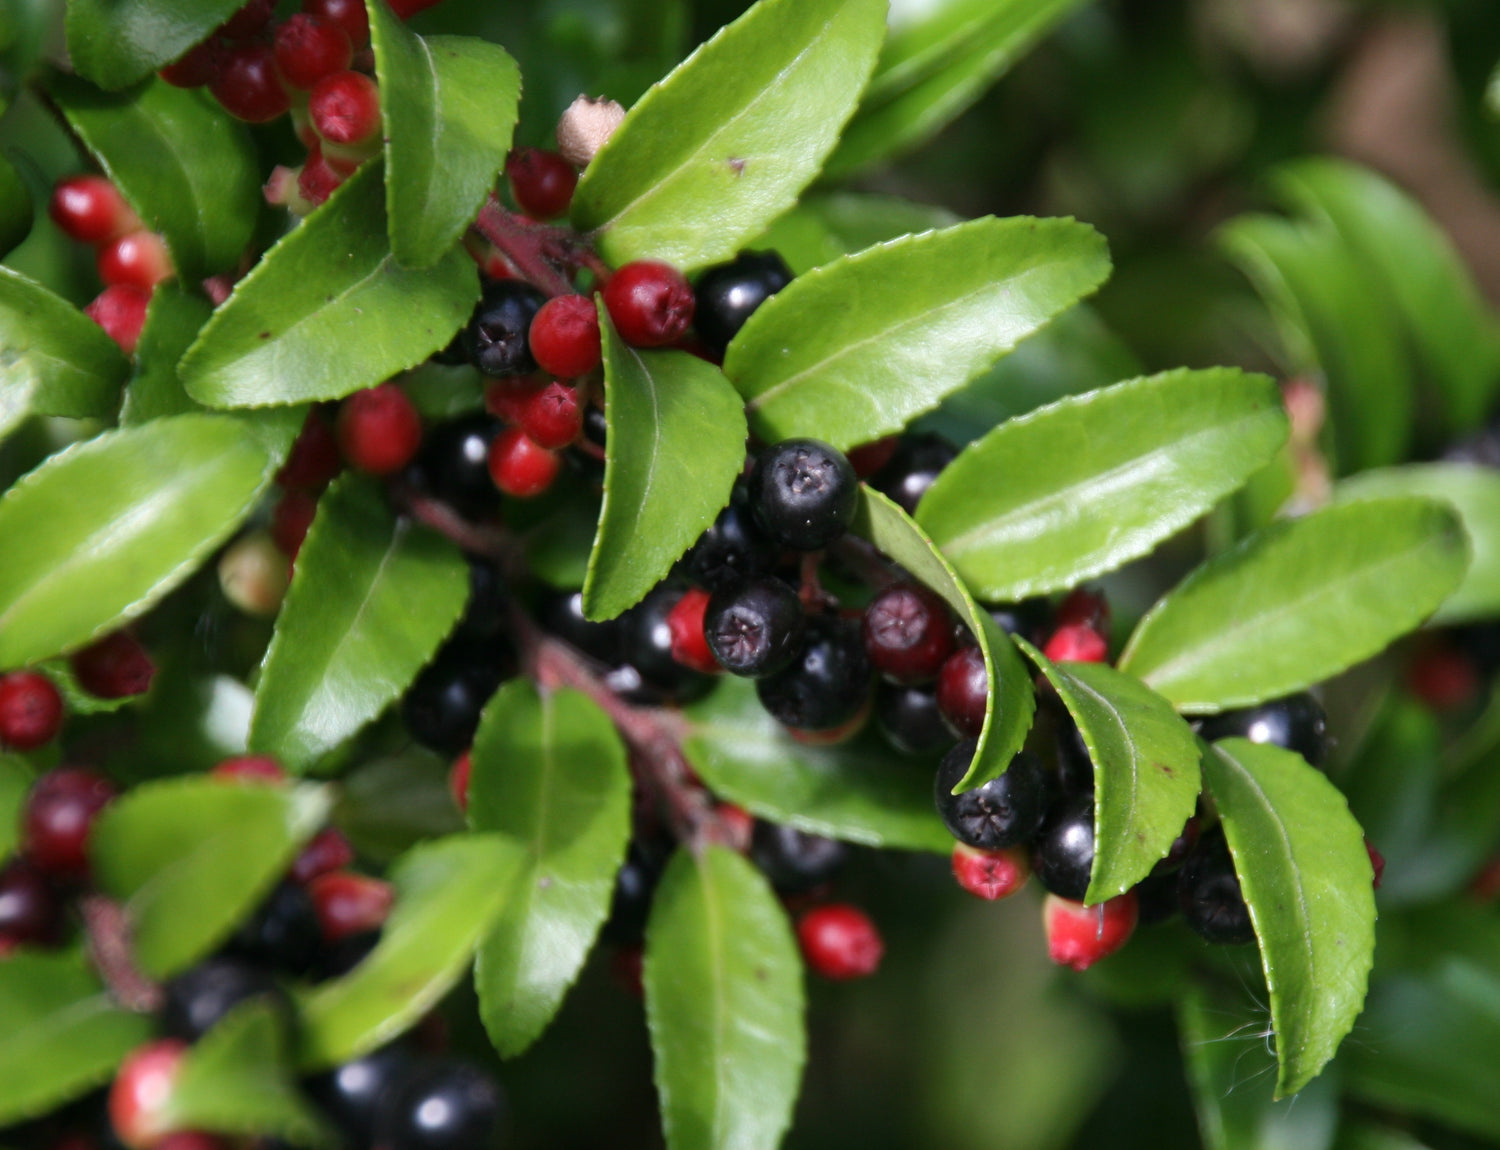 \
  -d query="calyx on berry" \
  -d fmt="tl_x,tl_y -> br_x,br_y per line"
934,743 -> 1051,851
602,260 -> 695,347
704,576 -> 805,678
747,438 -> 859,551
951,842 -> 1030,901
